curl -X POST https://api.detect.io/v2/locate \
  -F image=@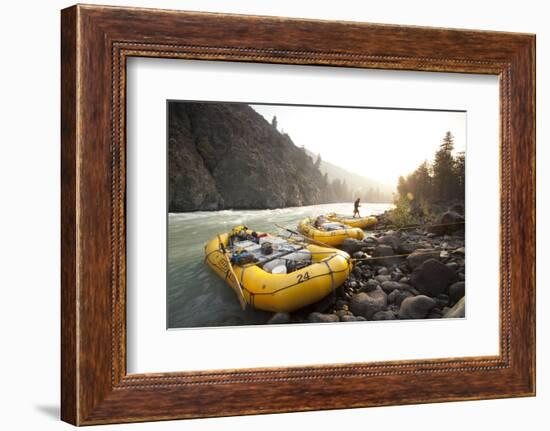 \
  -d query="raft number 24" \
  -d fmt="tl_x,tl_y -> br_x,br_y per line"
296,272 -> 310,283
